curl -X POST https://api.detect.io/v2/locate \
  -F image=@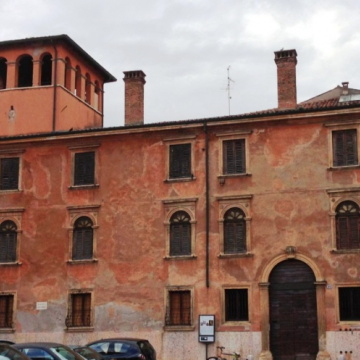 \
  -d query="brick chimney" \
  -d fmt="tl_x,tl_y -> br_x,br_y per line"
274,49 -> 297,109
123,70 -> 146,126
